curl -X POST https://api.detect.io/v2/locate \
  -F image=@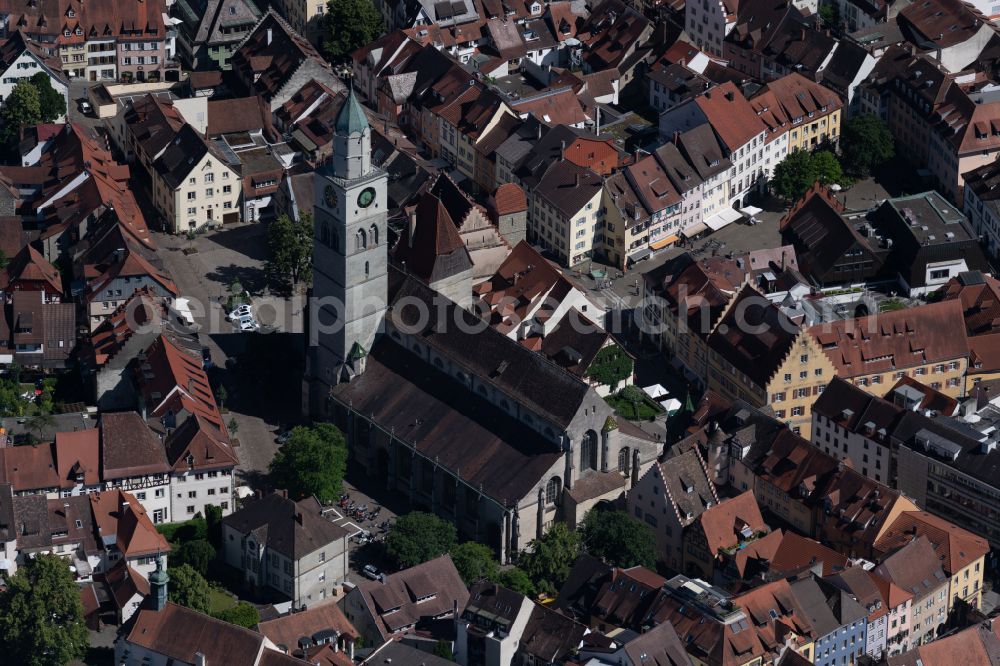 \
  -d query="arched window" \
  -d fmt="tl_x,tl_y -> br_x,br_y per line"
546,477 -> 561,504
331,230 -> 339,251
320,224 -> 330,245
580,430 -> 599,471
370,224 -> 379,245
356,228 -> 366,250
618,447 -> 631,475
365,261 -> 370,277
